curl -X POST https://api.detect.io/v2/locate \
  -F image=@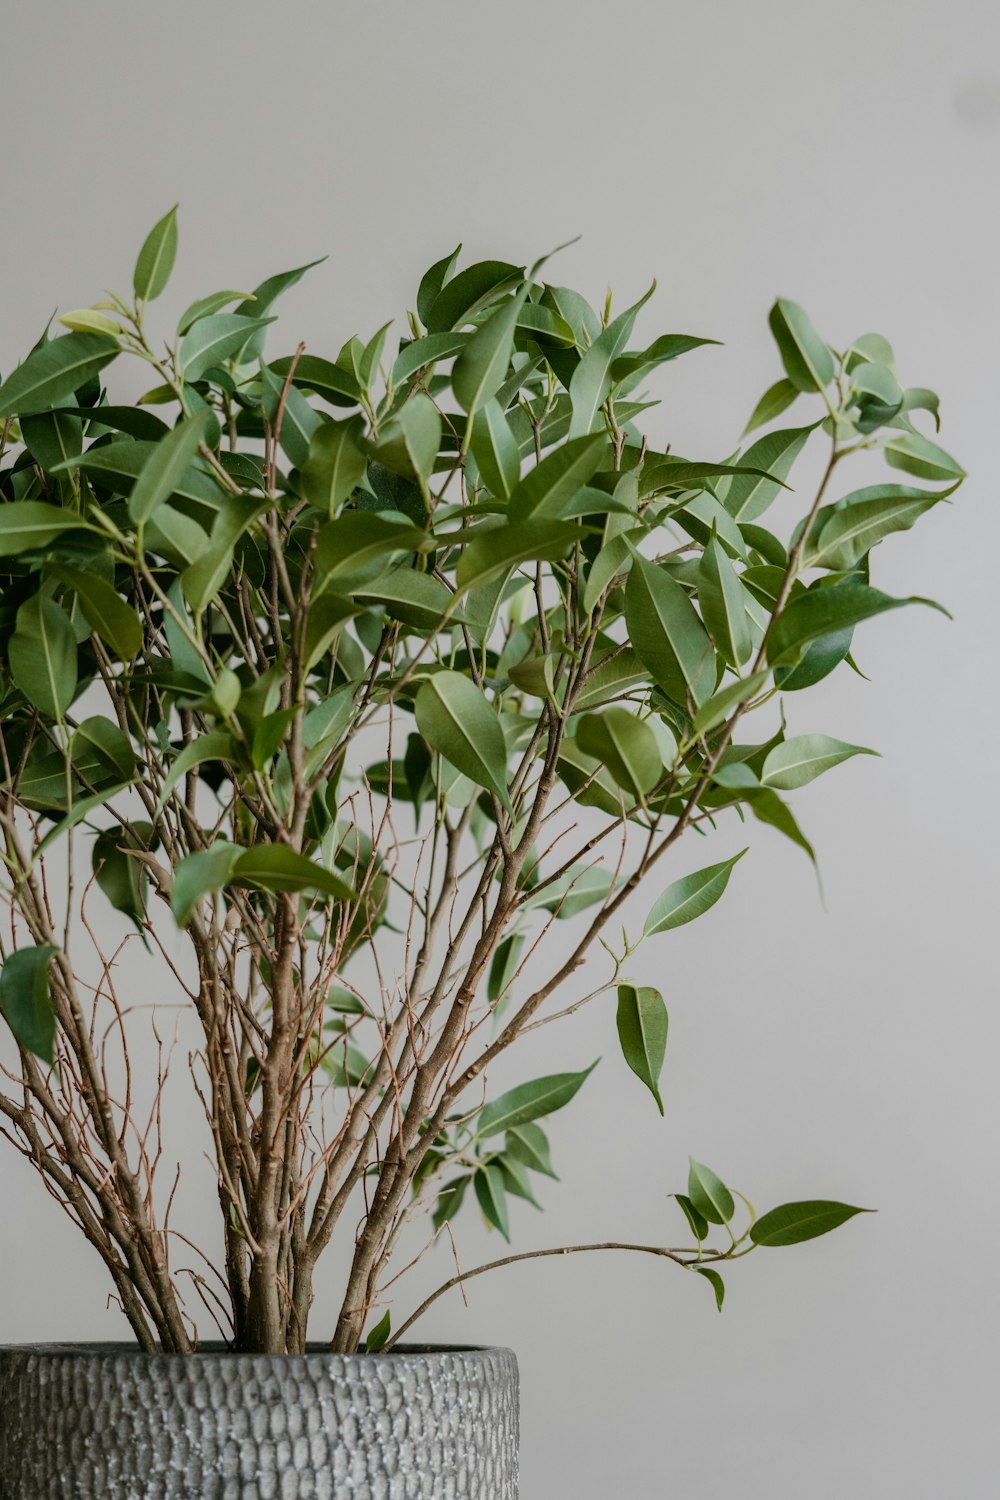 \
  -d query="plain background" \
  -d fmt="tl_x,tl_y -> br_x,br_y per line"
2,3 -> 998,1496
